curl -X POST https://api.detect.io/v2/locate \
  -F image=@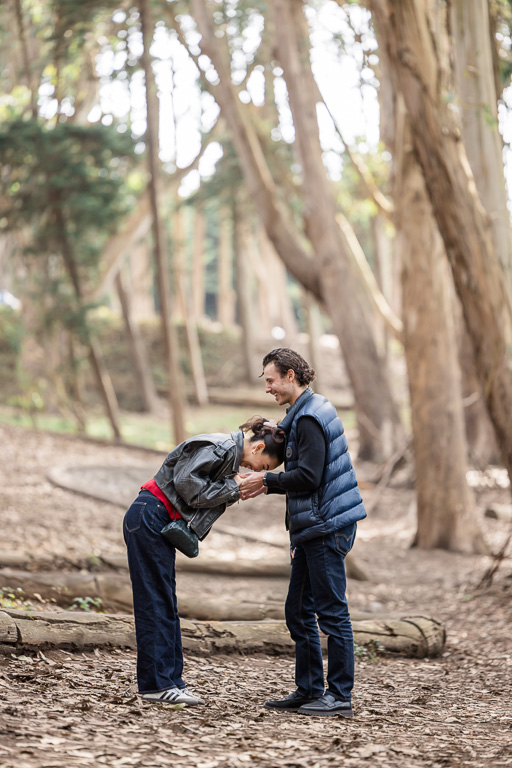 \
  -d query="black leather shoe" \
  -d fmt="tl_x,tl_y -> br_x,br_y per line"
264,690 -> 320,711
297,693 -> 353,717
